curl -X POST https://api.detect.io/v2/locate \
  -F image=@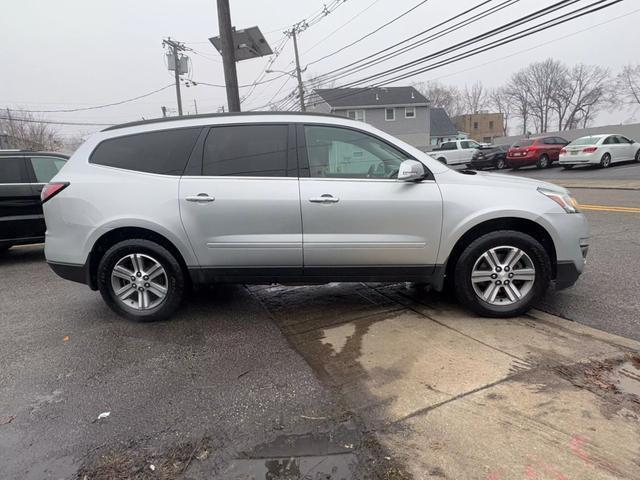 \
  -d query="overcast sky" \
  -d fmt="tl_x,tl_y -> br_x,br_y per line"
2,0 -> 639,138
